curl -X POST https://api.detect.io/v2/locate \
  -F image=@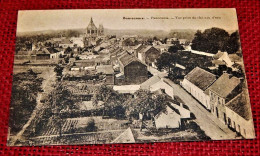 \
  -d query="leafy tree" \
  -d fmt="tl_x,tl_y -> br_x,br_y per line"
168,45 -> 184,53
191,28 -> 230,53
54,65 -> 64,78
156,53 -> 179,73
225,31 -> 240,54
64,47 -> 72,54
123,90 -> 168,131
92,85 -> 118,116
